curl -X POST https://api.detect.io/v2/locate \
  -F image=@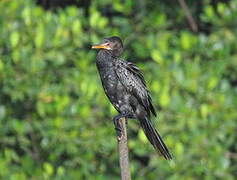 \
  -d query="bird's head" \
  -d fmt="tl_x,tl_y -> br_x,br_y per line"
92,36 -> 123,57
